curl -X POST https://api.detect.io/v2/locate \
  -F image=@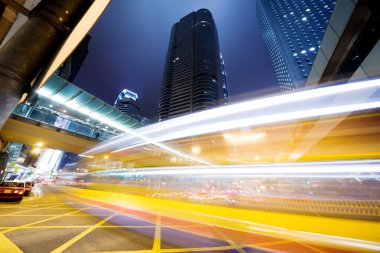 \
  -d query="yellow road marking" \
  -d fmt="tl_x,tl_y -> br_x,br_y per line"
198,213 -> 247,253
90,242 -> 289,253
27,202 -> 69,205
0,234 -> 23,253
93,245 -> 251,253
0,207 -> 92,234
298,242 -> 327,253
41,207 -> 80,209
0,203 -> 68,208
51,212 -> 120,253
24,192 -> 43,201
74,187 -> 380,248
253,239 -> 291,247
159,244 -> 249,252
152,215 -> 161,252
0,225 -> 155,229
93,251 -> 153,253
0,224 -> 210,229
227,239 -> 247,253
0,214 -> 95,217
6,203 -> 66,215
